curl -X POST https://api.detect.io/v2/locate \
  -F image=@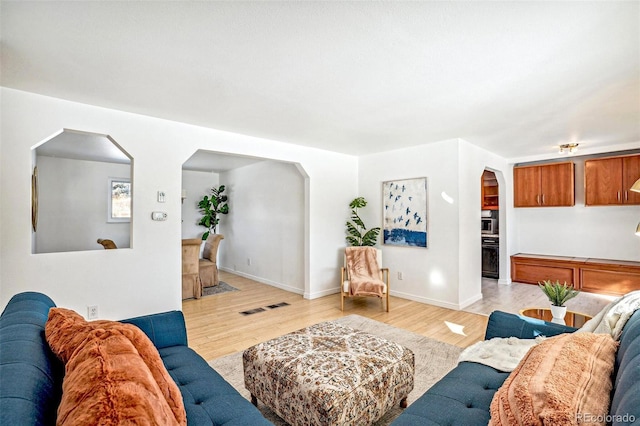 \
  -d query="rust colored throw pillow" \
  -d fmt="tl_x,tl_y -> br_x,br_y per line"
45,308 -> 186,426
489,332 -> 618,426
